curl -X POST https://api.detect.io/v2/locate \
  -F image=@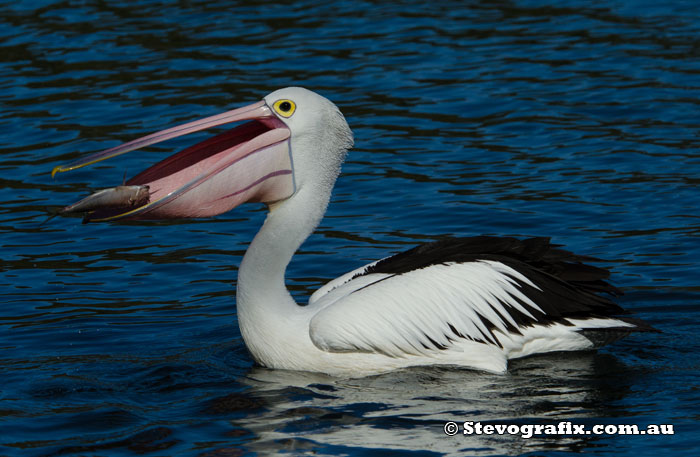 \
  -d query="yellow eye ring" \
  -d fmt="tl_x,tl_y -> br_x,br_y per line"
273,99 -> 296,118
